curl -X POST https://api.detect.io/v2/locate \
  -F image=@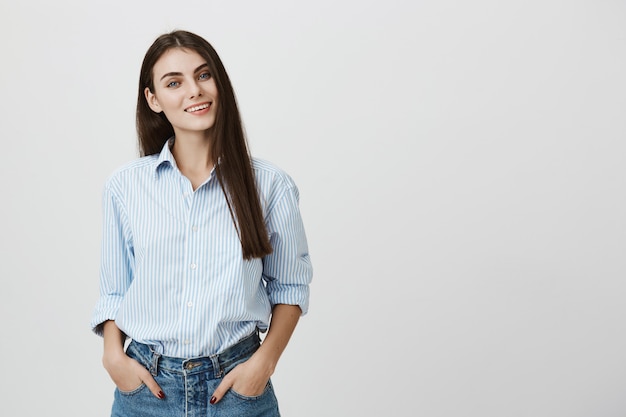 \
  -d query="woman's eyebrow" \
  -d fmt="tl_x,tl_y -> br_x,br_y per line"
159,64 -> 209,81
